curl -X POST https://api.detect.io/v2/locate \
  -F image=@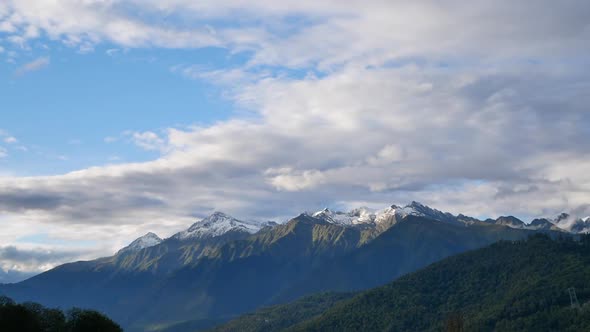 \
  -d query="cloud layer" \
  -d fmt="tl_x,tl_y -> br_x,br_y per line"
1,1 -> 590,276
